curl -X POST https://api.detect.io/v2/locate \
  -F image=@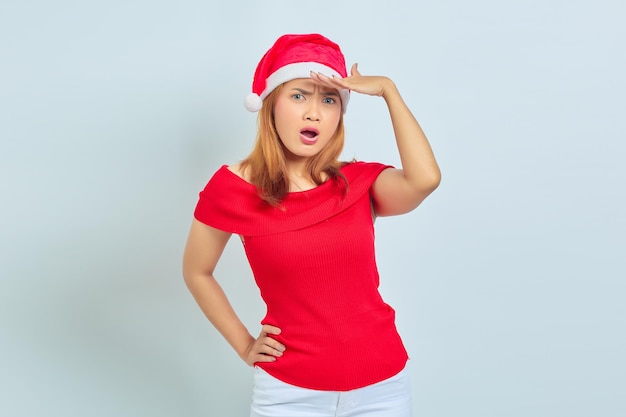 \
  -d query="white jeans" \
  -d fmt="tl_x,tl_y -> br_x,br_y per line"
250,365 -> 412,417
